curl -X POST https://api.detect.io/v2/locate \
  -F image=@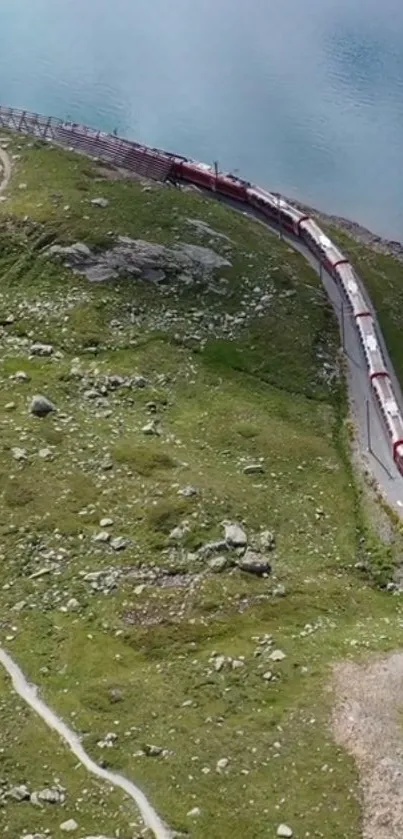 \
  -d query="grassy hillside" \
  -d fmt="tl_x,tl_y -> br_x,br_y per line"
0,131 -> 402,839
